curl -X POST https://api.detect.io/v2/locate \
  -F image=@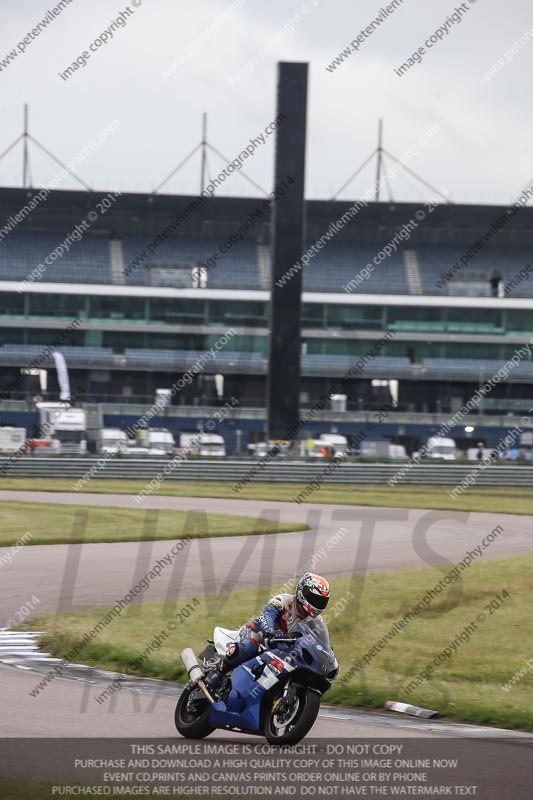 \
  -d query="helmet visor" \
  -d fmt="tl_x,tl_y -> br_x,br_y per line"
301,586 -> 329,611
